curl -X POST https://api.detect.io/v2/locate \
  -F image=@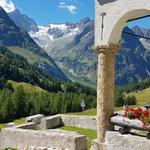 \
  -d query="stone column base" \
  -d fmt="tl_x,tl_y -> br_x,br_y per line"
90,139 -> 107,150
